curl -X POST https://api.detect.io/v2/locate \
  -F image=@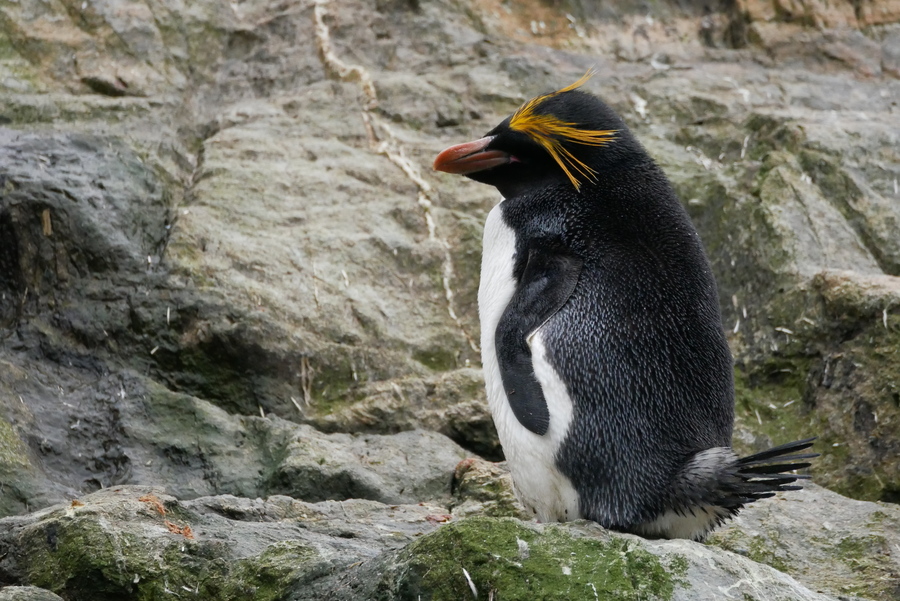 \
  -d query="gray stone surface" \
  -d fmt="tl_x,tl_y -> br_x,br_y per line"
0,486 -> 449,599
269,425 -> 466,504
0,361 -> 466,513
4,483 -> 892,600
0,587 -> 64,601
710,483 -> 900,600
